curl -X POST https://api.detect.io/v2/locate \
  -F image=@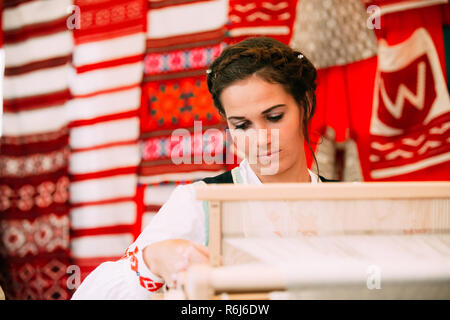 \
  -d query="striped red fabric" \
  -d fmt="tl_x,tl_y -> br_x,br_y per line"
226,0 -> 299,45
0,0 -> 73,300
73,0 -> 147,45
3,0 -> 447,300
139,0 -> 229,186
68,0 -> 147,283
